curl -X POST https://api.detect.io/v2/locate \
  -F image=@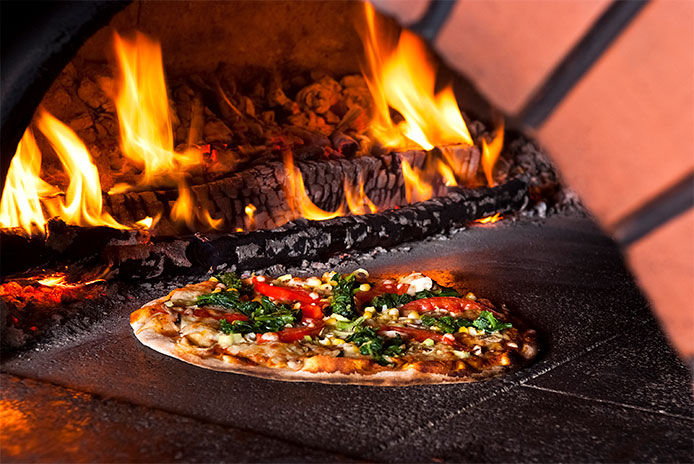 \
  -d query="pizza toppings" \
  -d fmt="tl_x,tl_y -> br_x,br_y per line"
132,270 -> 538,381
